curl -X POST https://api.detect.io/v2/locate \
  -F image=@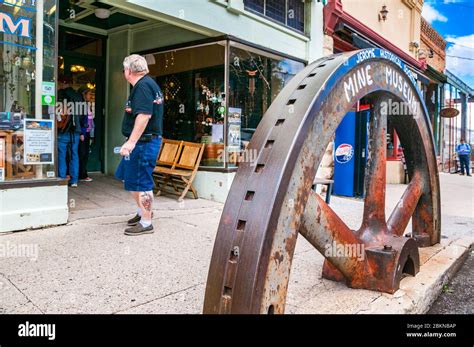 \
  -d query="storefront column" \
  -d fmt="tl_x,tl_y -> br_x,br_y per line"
35,0 -> 44,179
105,29 -> 132,175
307,1 -> 325,61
